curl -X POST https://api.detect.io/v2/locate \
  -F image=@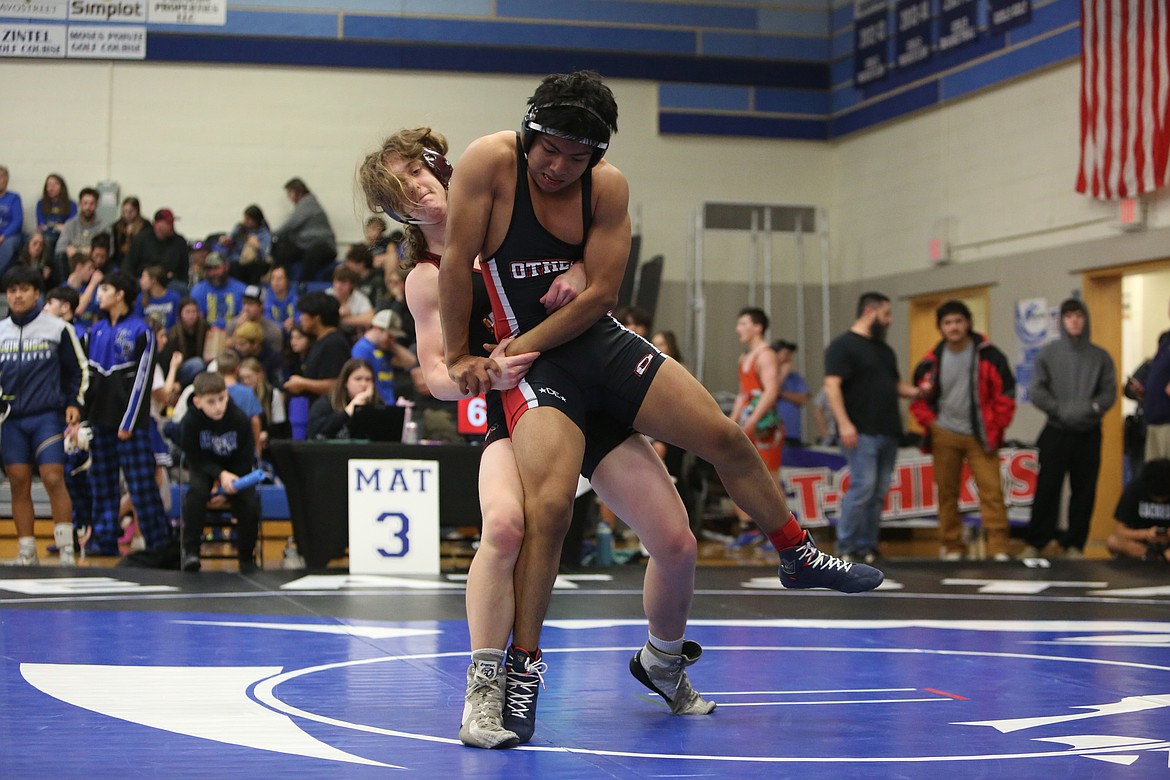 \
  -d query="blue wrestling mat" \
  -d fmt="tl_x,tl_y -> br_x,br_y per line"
2,563 -> 1169,778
